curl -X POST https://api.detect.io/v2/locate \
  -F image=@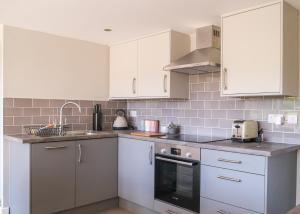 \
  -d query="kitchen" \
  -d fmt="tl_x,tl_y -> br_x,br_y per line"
1,0 -> 300,214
